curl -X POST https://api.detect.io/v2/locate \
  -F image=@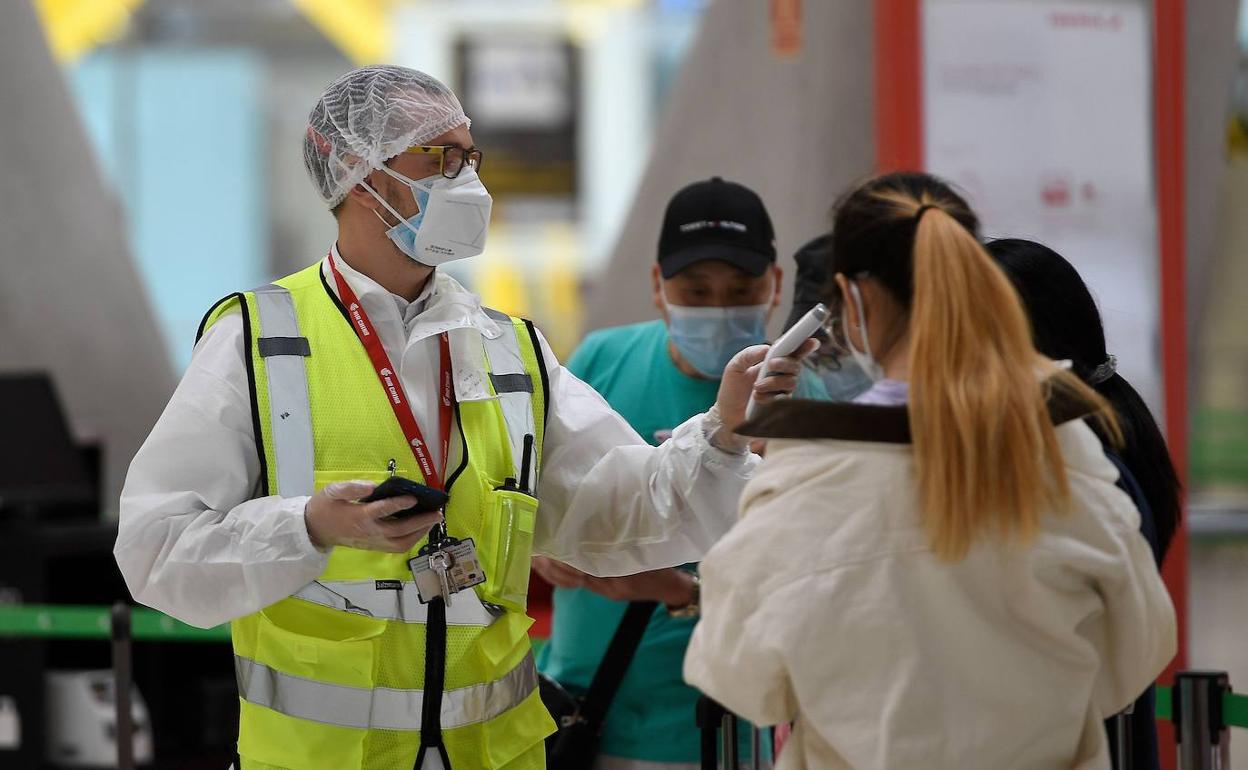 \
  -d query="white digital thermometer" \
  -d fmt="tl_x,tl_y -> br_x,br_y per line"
745,303 -> 829,419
